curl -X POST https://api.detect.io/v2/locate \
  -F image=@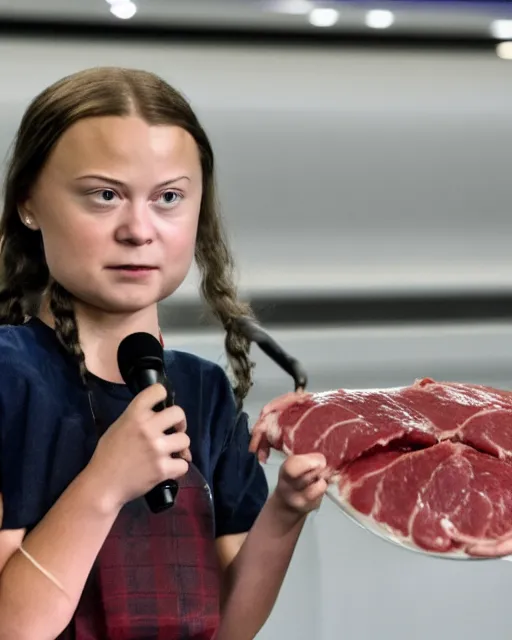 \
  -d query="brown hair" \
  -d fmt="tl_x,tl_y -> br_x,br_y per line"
0,67 -> 255,408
